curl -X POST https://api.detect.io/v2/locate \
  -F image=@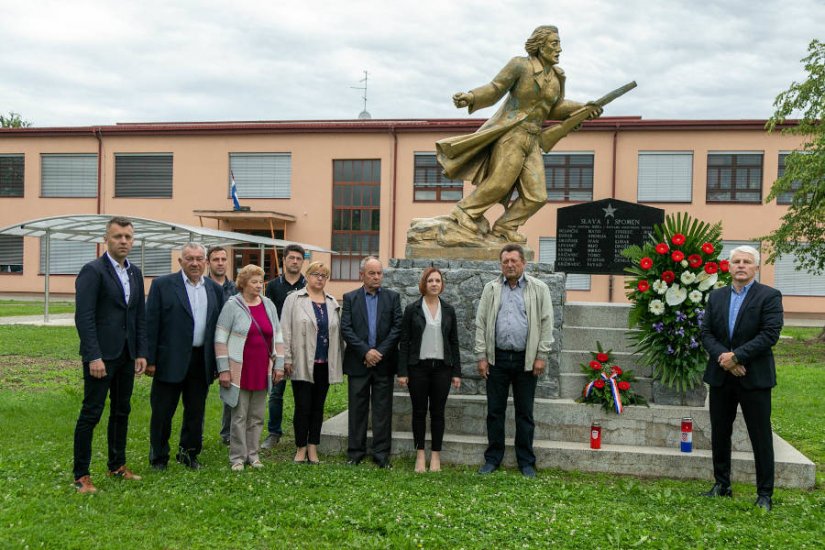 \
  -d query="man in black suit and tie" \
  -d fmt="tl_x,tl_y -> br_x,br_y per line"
73,216 -> 147,493
701,245 -> 783,511
340,256 -> 402,467
146,242 -> 224,470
